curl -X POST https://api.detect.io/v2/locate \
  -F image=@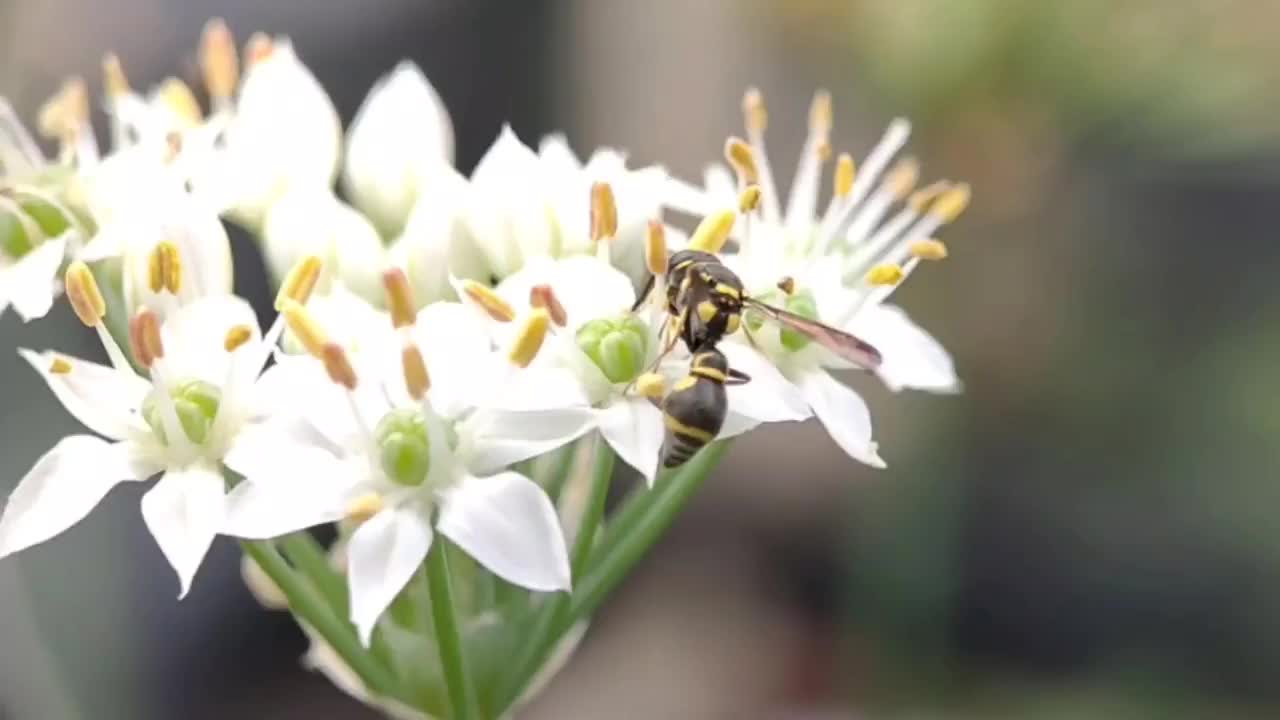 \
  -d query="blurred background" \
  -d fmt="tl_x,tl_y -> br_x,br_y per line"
4,0 -> 1280,717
